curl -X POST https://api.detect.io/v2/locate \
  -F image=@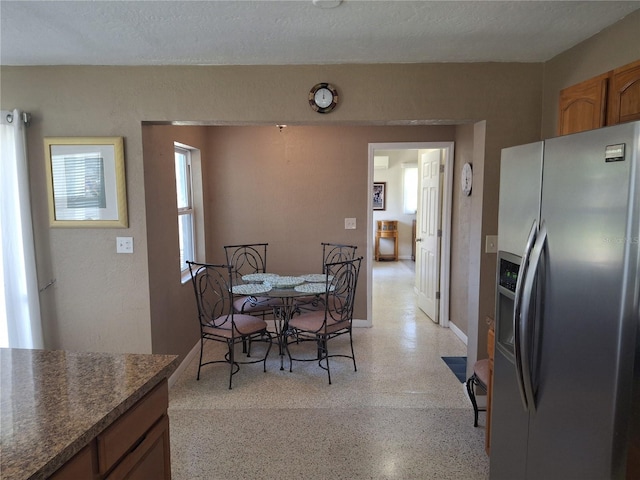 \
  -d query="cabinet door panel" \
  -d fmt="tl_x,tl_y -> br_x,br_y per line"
558,73 -> 608,135
49,443 -> 98,480
607,59 -> 640,125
